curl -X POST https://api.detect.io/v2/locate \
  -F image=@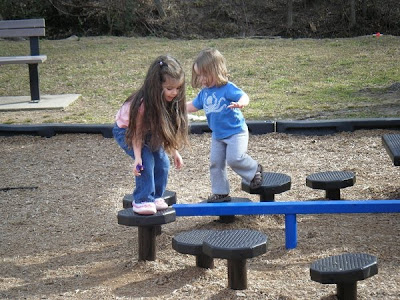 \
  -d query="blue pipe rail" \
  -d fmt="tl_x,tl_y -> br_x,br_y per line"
173,200 -> 400,249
